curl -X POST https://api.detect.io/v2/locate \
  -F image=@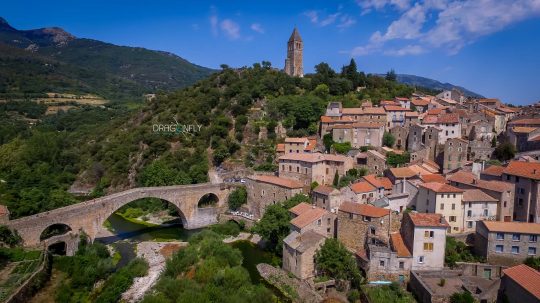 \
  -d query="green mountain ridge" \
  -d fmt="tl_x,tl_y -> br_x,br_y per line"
0,17 -> 214,101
